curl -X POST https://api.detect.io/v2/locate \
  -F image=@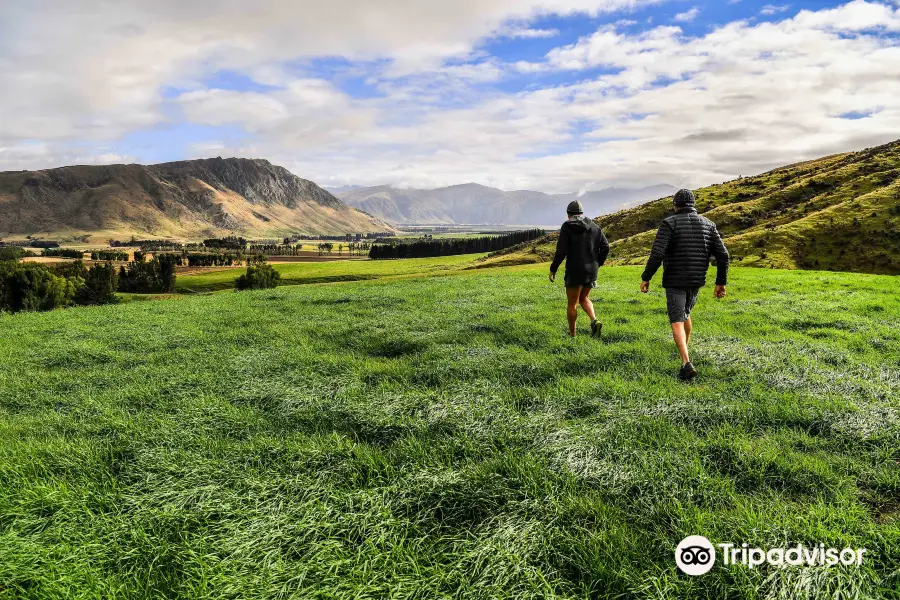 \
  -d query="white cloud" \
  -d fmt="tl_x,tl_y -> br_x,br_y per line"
791,0 -> 900,29
761,4 -> 791,15
2,0 -> 900,194
0,0 -> 661,146
498,26 -> 561,39
0,143 -> 137,171
674,7 -> 701,22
